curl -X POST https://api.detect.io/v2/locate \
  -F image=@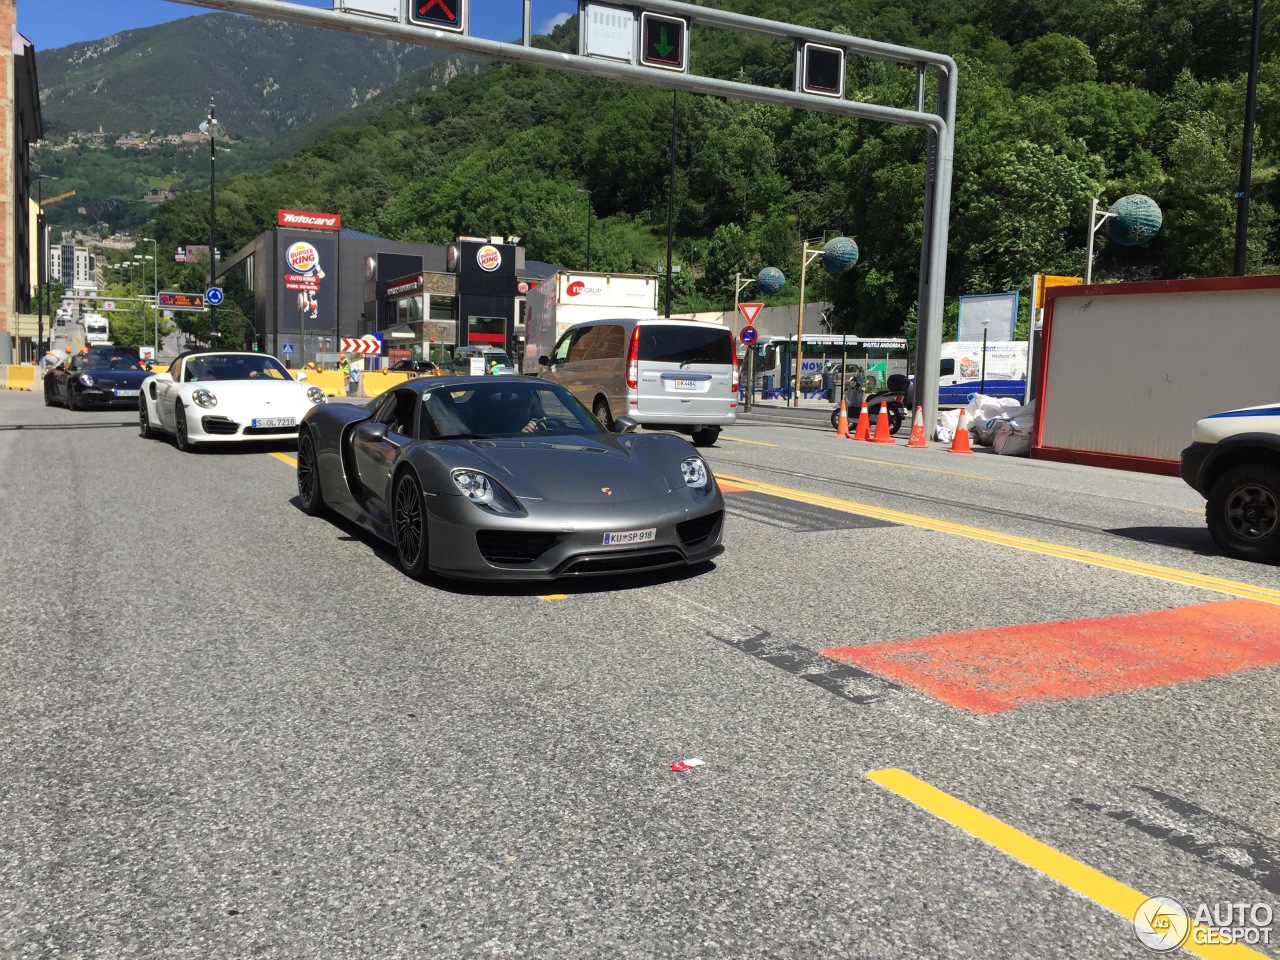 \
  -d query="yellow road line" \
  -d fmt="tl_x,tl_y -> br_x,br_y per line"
271,452 -> 297,467
841,454 -> 994,481
1184,507 -> 1205,514
717,472 -> 1280,605
867,769 -> 1265,959
540,594 -> 567,601
719,436 -> 778,447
